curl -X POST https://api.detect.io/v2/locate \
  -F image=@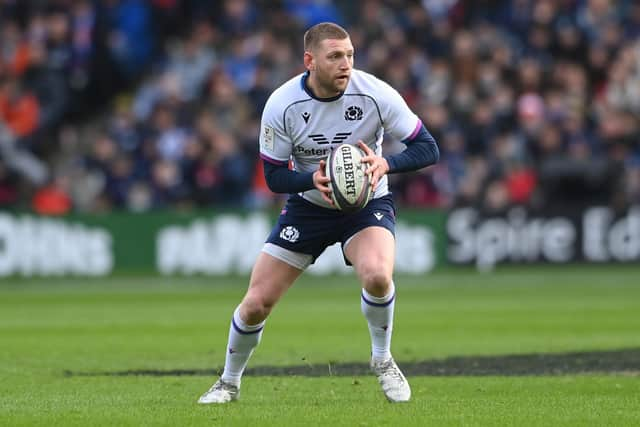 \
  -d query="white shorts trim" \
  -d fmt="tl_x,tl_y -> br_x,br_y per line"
262,243 -> 313,270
